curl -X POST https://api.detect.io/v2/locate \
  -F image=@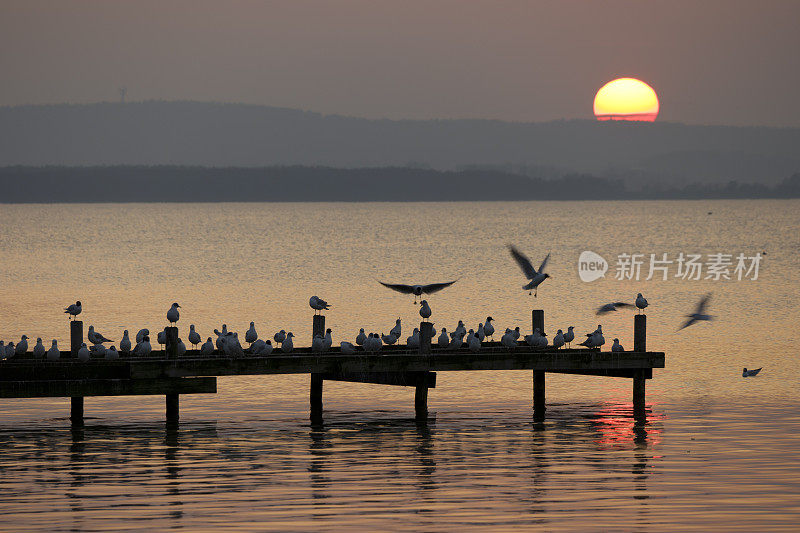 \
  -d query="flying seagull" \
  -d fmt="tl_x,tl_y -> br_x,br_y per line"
679,293 -> 713,330
378,280 -> 458,303
596,302 -> 634,315
508,245 -> 550,297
